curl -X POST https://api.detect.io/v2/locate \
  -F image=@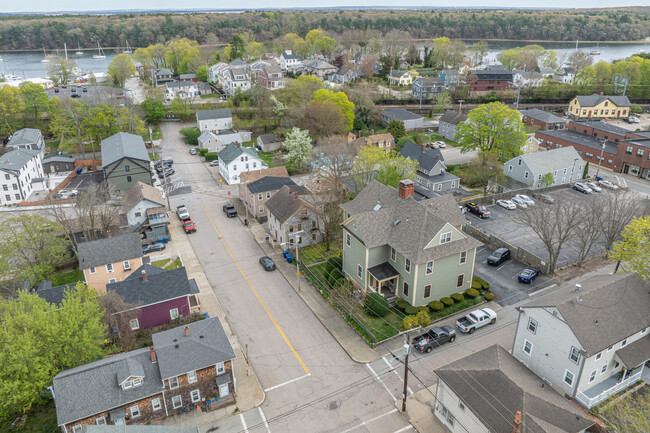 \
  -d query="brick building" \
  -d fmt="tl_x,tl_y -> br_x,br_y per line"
519,108 -> 567,131
469,65 -> 513,93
